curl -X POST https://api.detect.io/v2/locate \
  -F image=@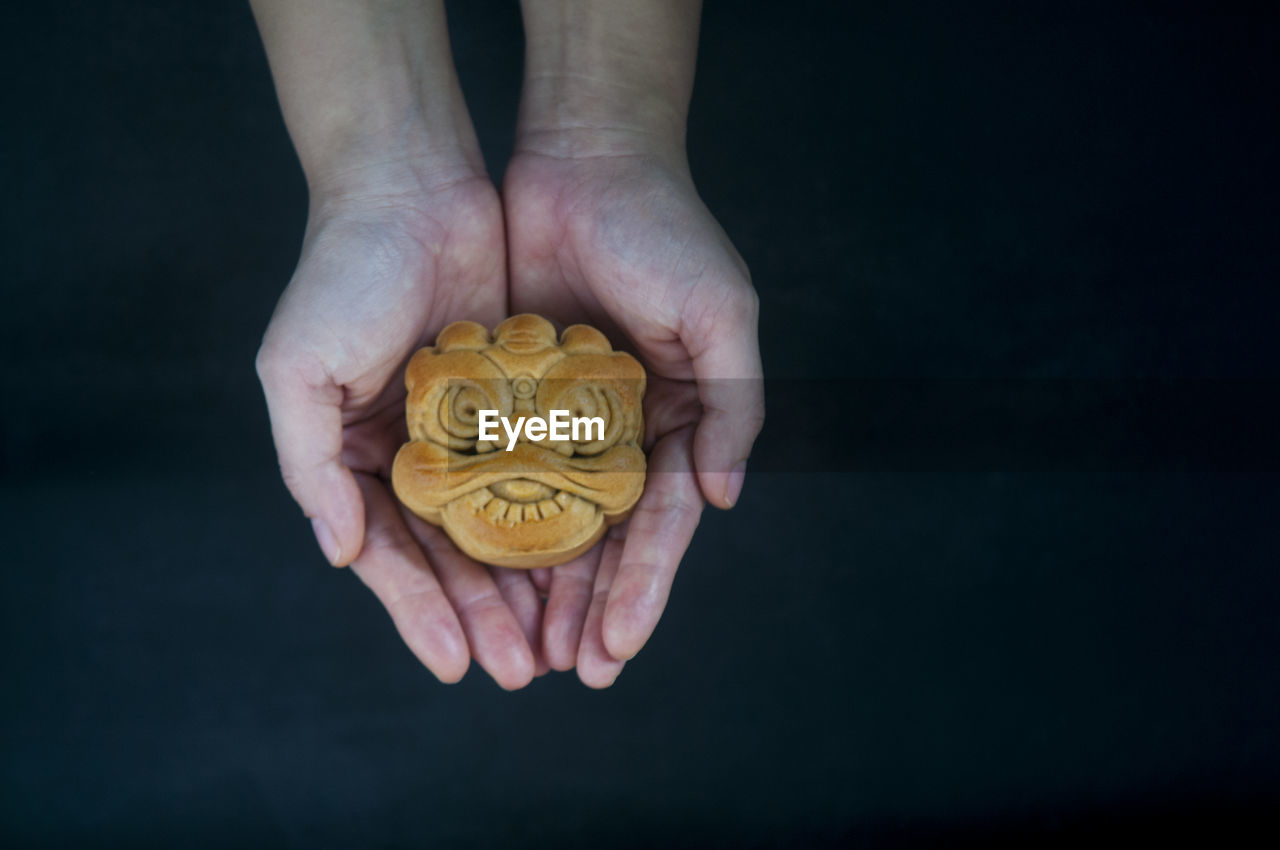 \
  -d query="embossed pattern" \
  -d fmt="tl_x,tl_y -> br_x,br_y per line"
392,315 -> 647,567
